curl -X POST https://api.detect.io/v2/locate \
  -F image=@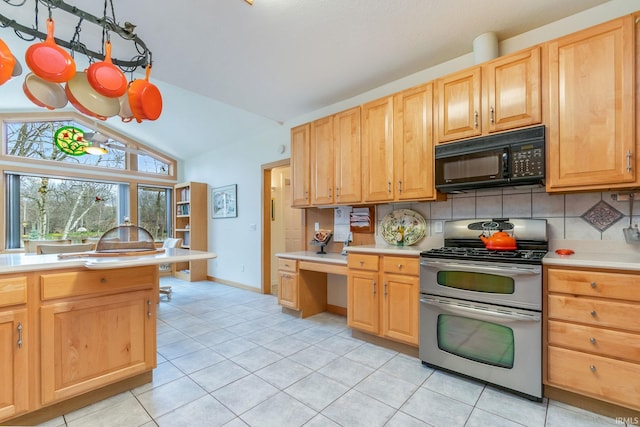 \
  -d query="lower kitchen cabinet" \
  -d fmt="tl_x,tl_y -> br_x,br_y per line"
545,266 -> 640,411
278,259 -> 299,310
40,289 -> 156,404
0,307 -> 29,420
348,253 -> 419,346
